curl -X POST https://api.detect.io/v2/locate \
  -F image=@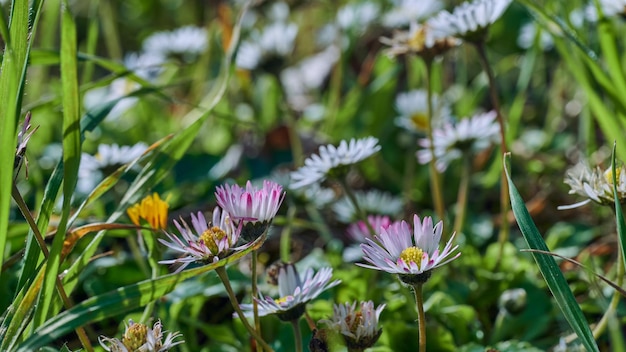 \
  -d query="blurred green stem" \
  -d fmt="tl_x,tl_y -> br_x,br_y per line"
252,250 -> 263,352
424,59 -> 446,227
593,248 -> 624,339
474,41 -> 509,263
339,178 -> 377,237
413,283 -> 426,352
291,319 -> 303,352
216,267 -> 274,352
141,229 -> 160,322
402,138 -> 418,209
453,154 -> 471,235
127,233 -> 150,278
280,201 -> 296,262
